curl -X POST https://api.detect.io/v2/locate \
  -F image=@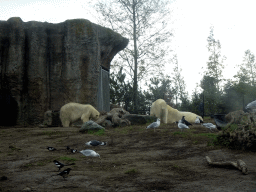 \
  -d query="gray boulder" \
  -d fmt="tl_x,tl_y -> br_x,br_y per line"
79,120 -> 105,132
